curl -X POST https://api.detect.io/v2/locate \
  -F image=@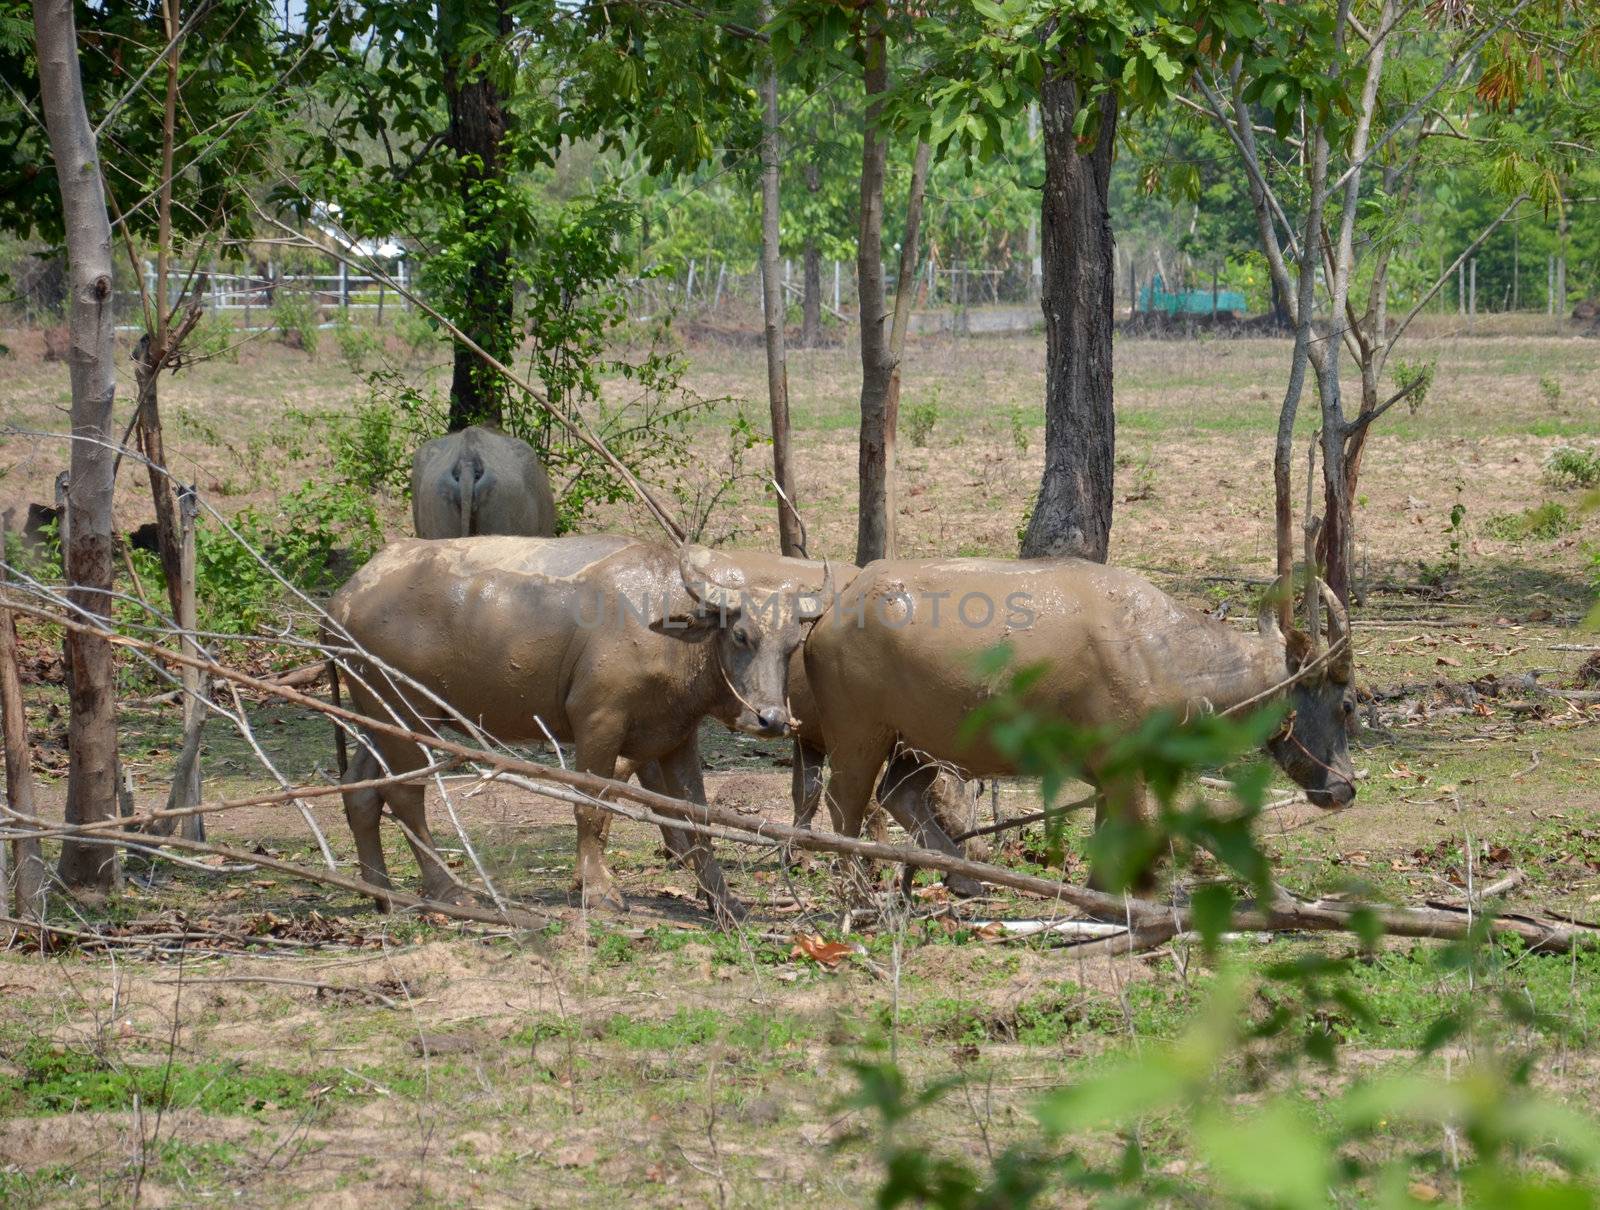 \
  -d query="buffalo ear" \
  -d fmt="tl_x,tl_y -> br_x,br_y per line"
650,611 -> 722,643
1284,627 -> 1313,673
